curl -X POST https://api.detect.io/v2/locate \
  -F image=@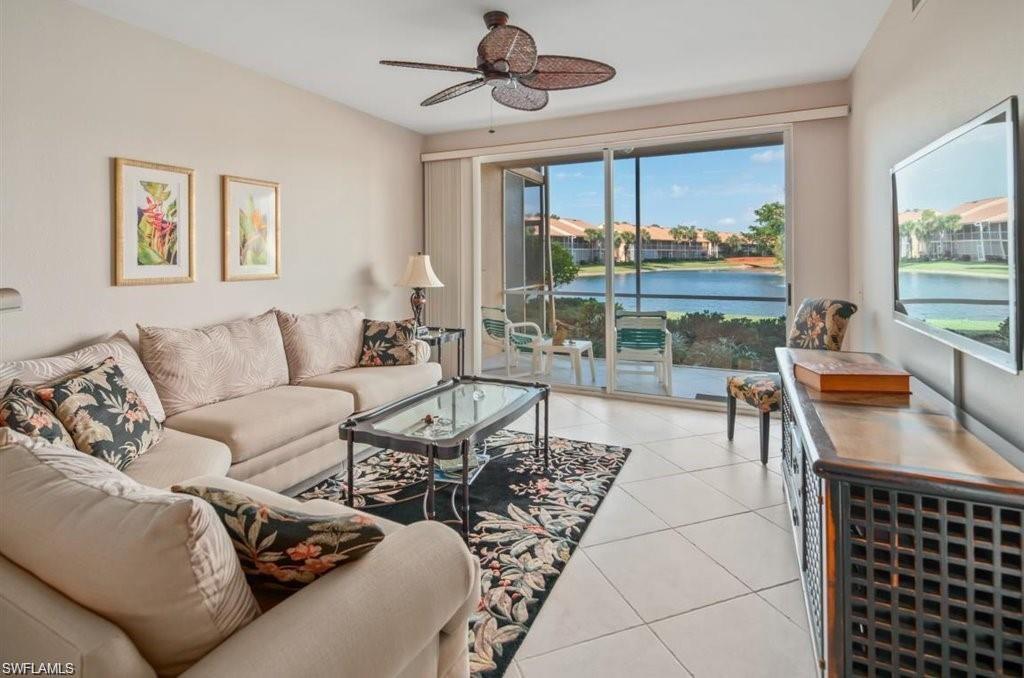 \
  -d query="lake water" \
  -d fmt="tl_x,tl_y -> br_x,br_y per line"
555,269 -> 1008,320
557,269 -> 787,316
897,271 -> 1009,322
